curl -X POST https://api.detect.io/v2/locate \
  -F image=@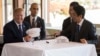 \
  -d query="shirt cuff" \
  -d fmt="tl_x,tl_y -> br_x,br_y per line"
23,37 -> 26,42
